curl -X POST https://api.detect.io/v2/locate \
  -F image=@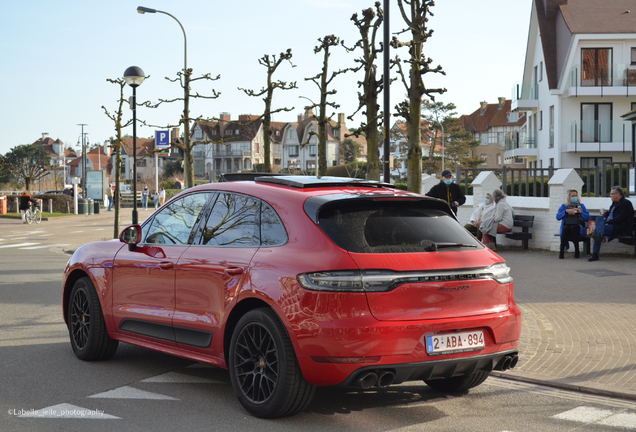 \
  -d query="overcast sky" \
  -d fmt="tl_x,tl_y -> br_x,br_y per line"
0,0 -> 532,155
